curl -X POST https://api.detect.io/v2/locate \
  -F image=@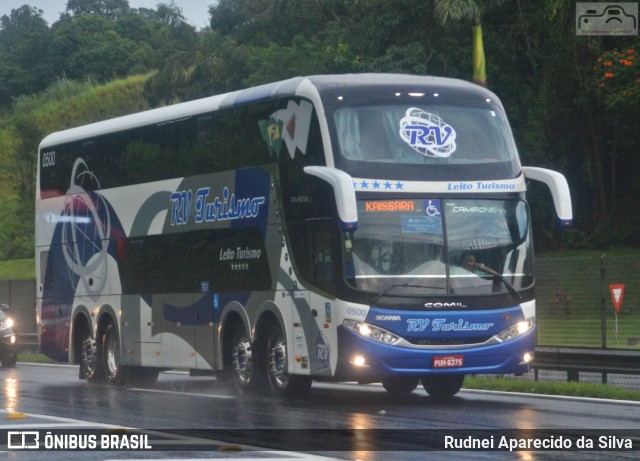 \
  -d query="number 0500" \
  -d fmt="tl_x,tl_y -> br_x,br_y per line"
42,151 -> 56,167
